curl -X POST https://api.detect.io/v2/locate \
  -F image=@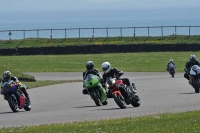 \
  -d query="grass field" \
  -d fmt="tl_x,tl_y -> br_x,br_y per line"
0,52 -> 198,73
1,110 -> 200,133
0,36 -> 200,49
